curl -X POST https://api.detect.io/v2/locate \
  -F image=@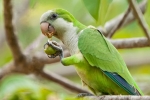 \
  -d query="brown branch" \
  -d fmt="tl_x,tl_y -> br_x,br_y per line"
0,53 -> 87,94
128,0 -> 150,42
3,0 -> 25,64
102,0 -> 147,36
125,54 -> 150,68
36,37 -> 150,66
107,6 -> 131,38
84,95 -> 150,100
25,34 -> 45,53
110,37 -> 150,49
0,53 -> 88,94
40,70 -> 89,93
34,50 -> 70,64
0,62 -> 14,79
24,34 -> 70,64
